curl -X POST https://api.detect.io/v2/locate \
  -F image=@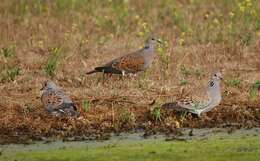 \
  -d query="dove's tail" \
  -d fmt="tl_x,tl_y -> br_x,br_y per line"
87,66 -> 122,75
161,102 -> 193,112
161,102 -> 179,110
64,103 -> 79,117
86,66 -> 108,74
161,102 -> 200,118
86,69 -> 98,74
